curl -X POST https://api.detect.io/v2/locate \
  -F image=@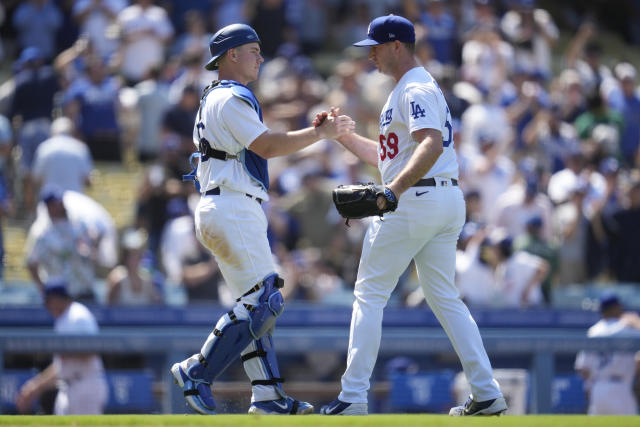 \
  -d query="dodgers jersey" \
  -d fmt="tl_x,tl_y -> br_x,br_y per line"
575,318 -> 640,384
194,87 -> 270,200
378,66 -> 458,184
